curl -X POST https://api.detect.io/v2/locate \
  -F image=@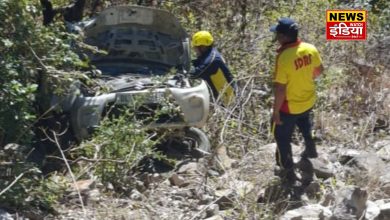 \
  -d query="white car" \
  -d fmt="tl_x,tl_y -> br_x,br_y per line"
64,6 -> 210,152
